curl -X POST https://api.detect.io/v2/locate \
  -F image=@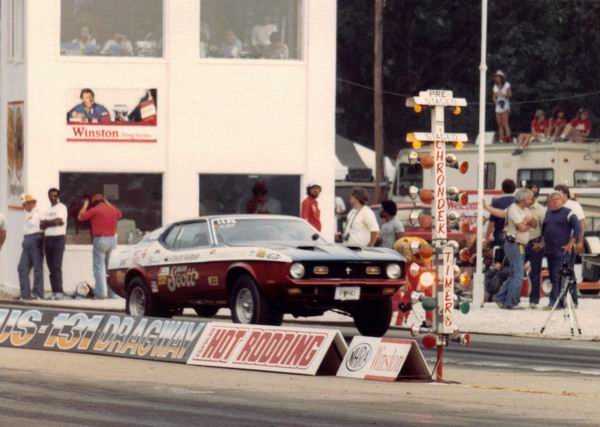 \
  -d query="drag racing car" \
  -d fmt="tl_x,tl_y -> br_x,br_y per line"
107,215 -> 405,336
